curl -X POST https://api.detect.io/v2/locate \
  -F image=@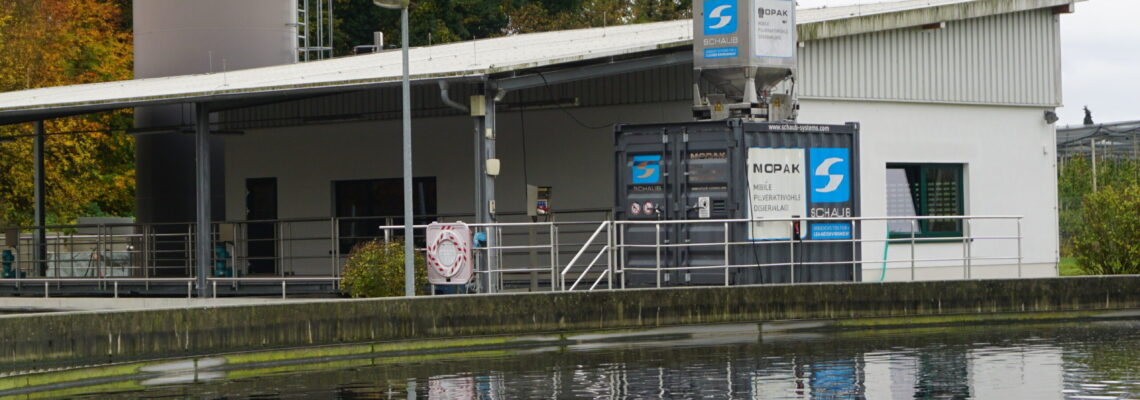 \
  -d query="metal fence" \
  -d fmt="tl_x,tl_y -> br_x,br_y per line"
1,214 -> 1022,297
